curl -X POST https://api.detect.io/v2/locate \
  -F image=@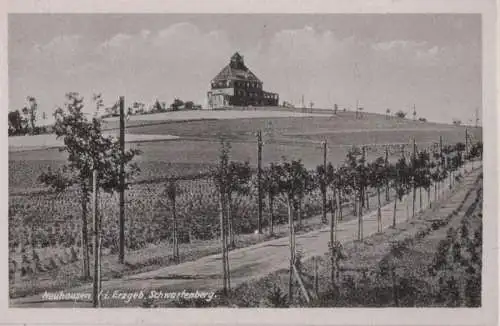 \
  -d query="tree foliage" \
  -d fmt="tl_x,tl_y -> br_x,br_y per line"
41,92 -> 141,193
